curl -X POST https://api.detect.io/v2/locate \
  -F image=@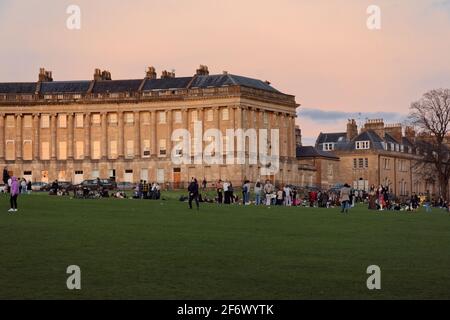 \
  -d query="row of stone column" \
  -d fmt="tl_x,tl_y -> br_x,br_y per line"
0,107 -> 296,161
